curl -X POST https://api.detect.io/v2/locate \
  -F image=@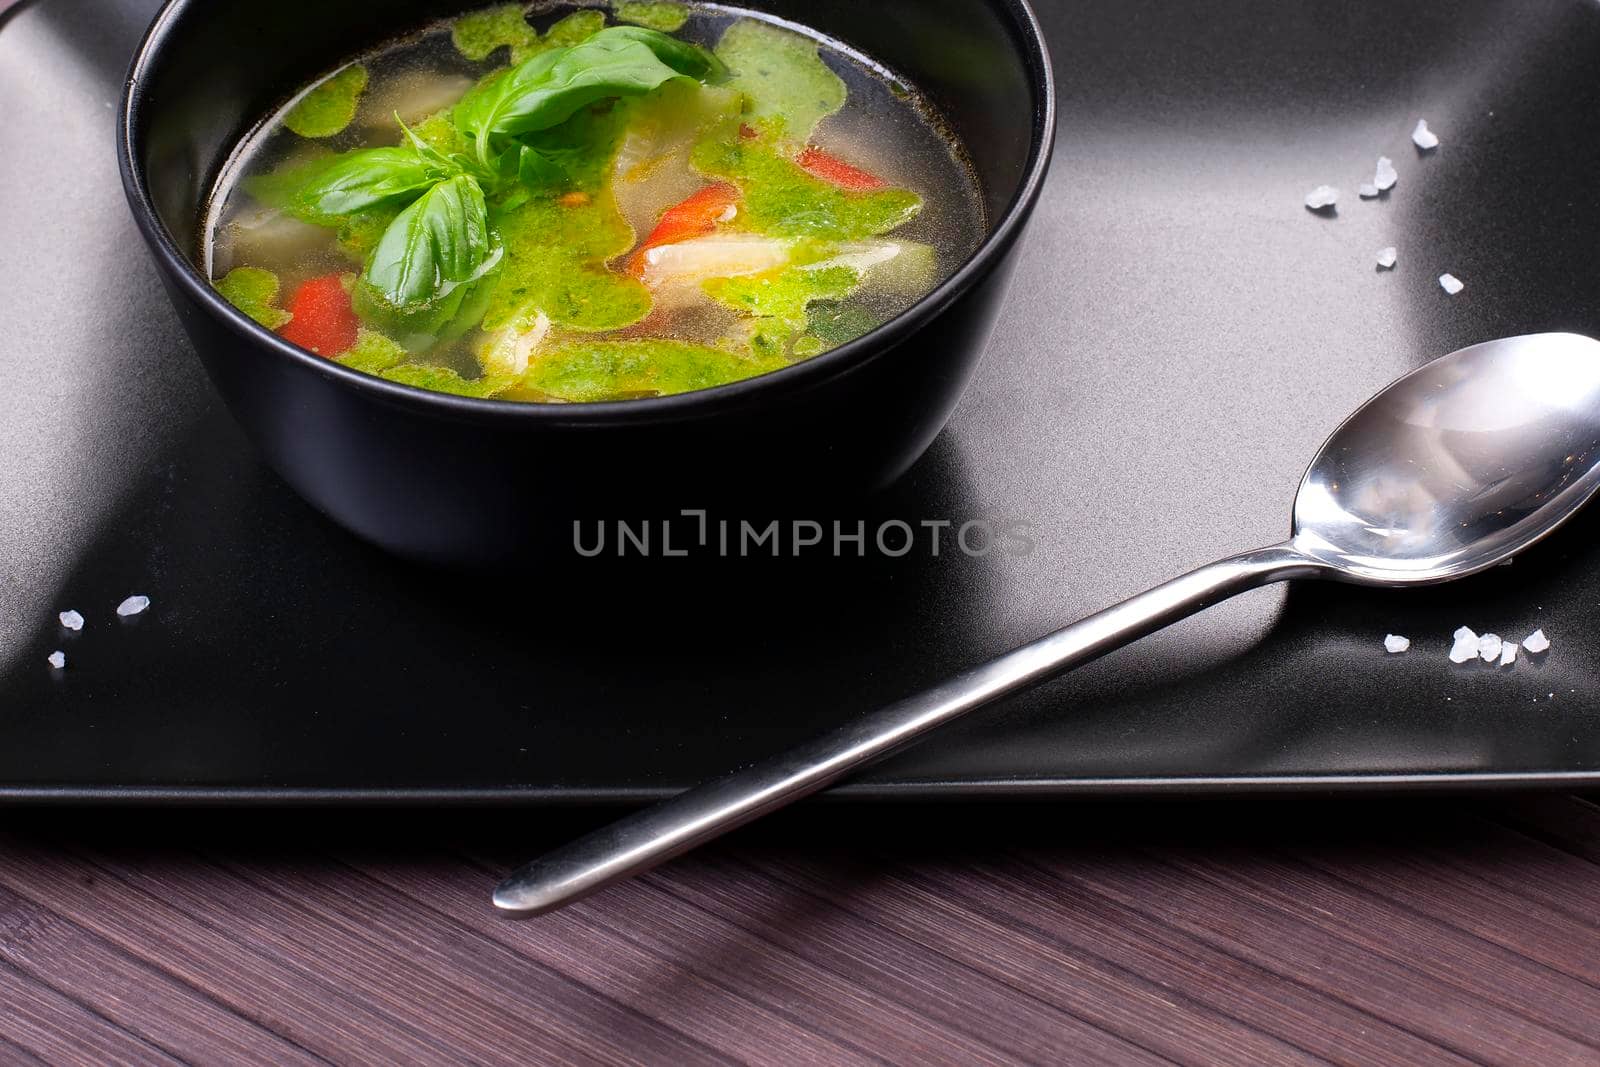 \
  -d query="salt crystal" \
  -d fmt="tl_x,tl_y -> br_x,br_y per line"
116,595 -> 150,617
1477,633 -> 1502,662
1359,182 -> 1380,199
1304,185 -> 1339,211
47,651 -> 65,670
1523,628 -> 1550,653
1453,625 -> 1477,643
1384,634 -> 1410,653
1412,119 -> 1439,150
59,609 -> 84,631
1376,246 -> 1397,269
1374,156 -> 1398,191
1499,641 -> 1518,667
1448,634 -> 1479,663
1439,273 -> 1464,295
